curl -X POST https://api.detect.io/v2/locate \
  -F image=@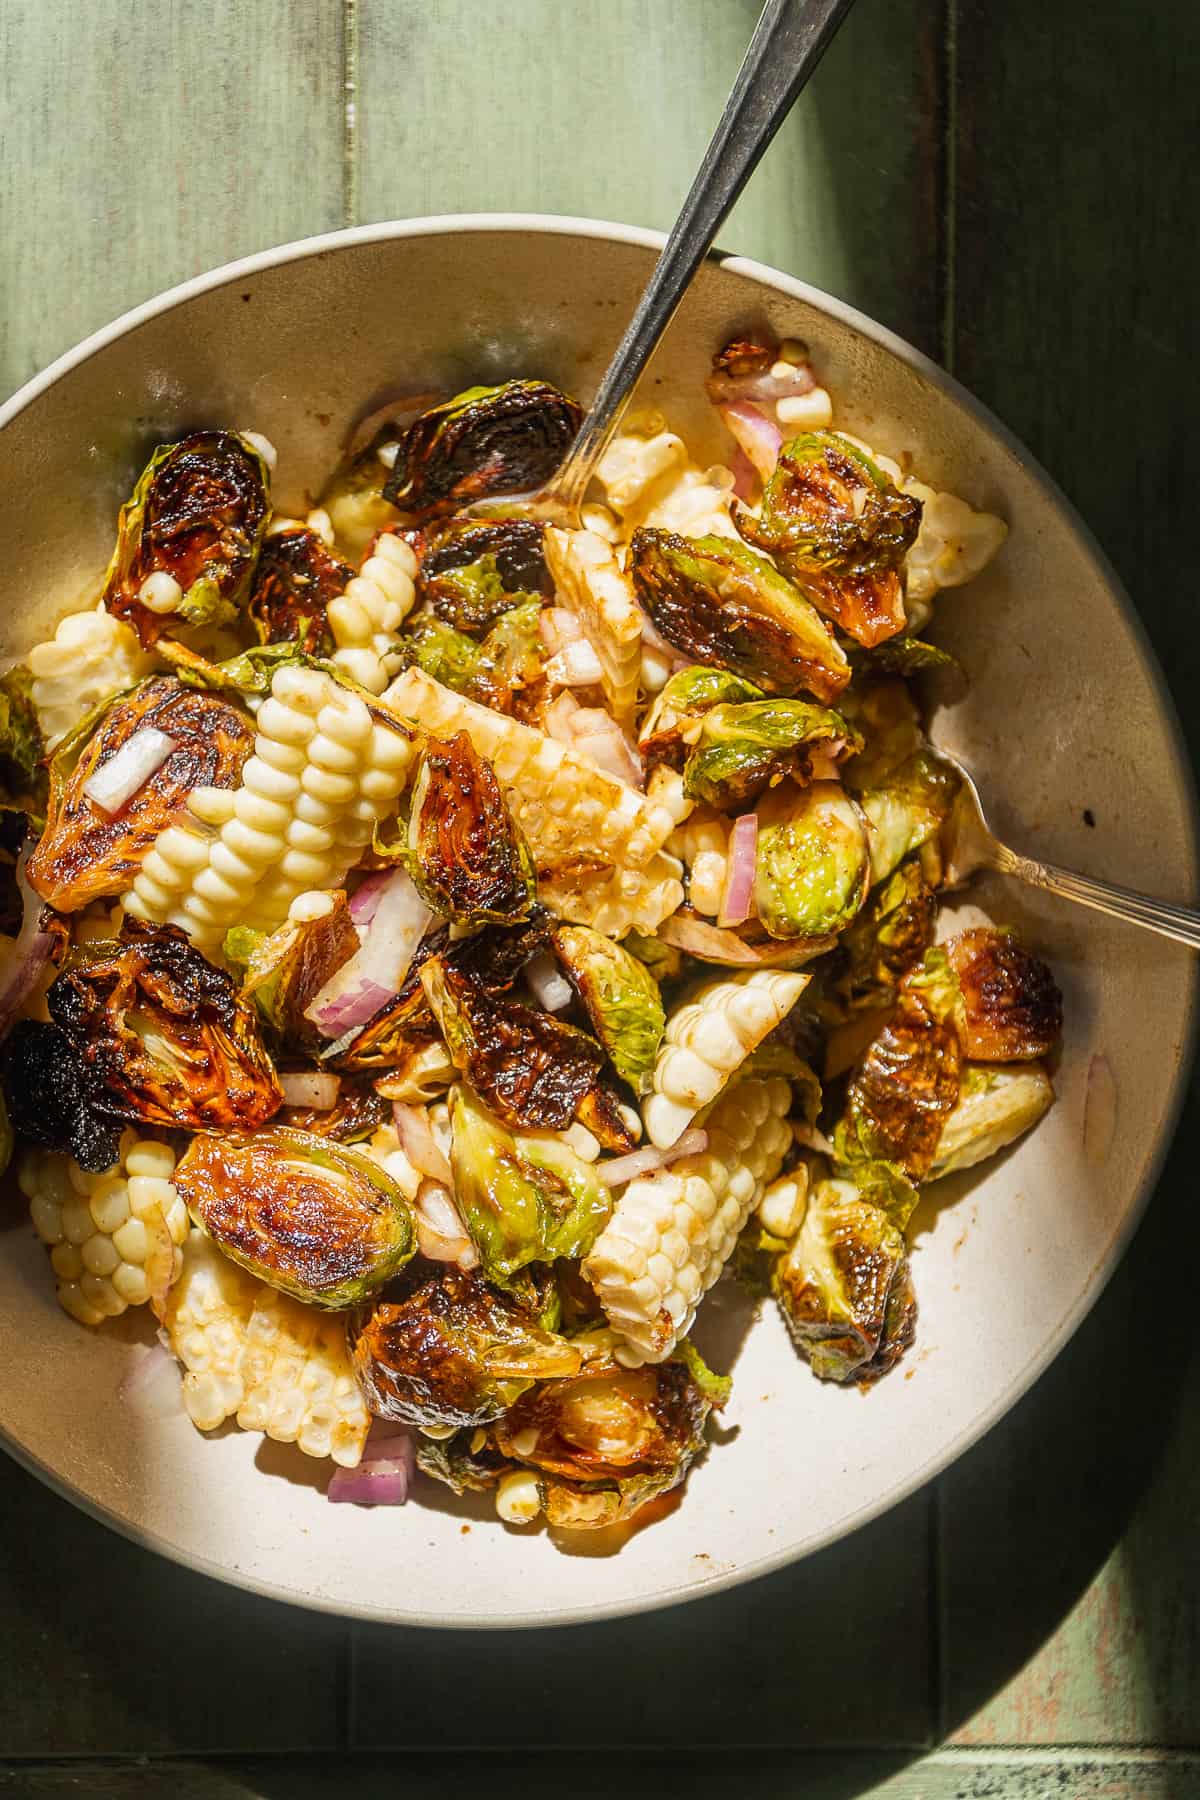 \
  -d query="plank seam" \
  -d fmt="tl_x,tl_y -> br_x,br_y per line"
940,0 -> 959,373
342,0 -> 361,226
